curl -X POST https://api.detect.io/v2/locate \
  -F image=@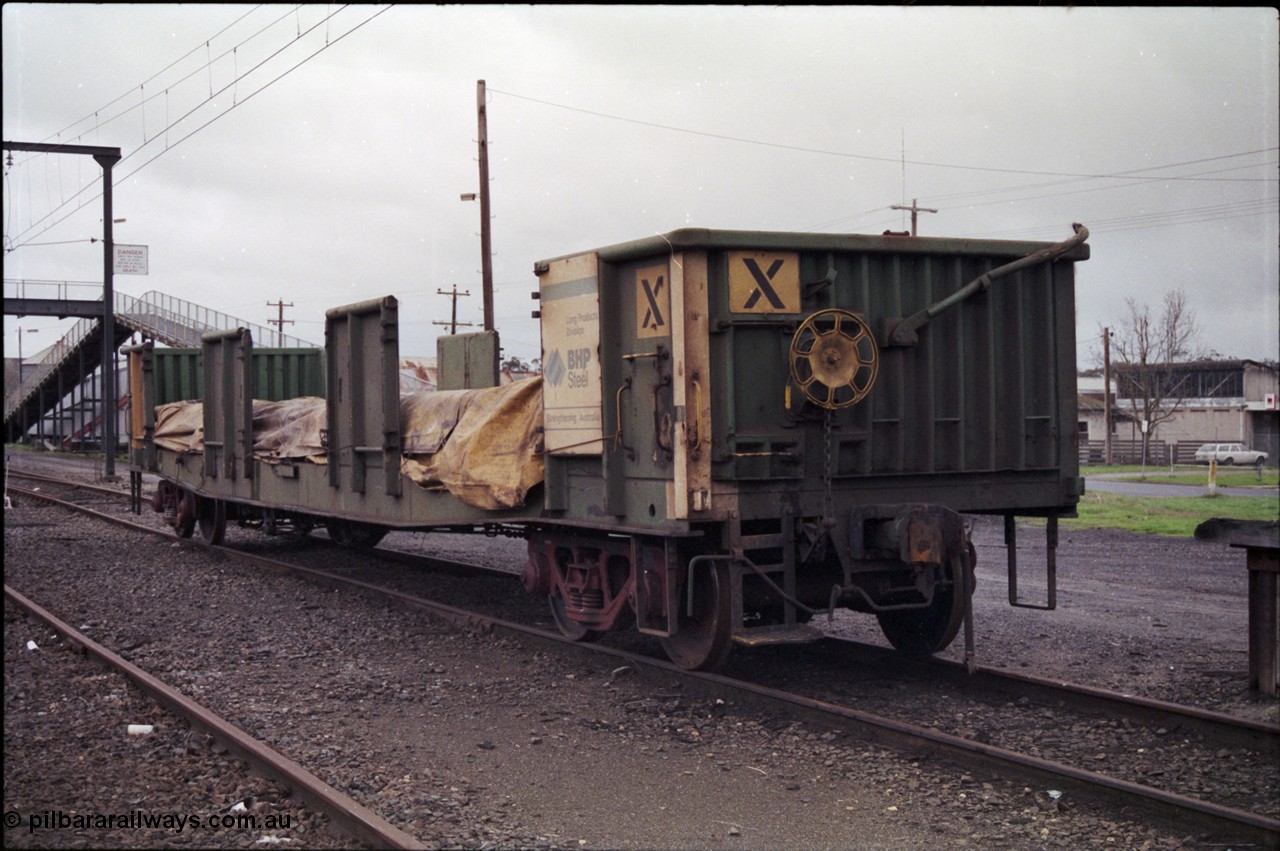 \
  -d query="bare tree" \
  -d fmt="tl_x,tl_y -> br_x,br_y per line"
1106,289 -> 1203,463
